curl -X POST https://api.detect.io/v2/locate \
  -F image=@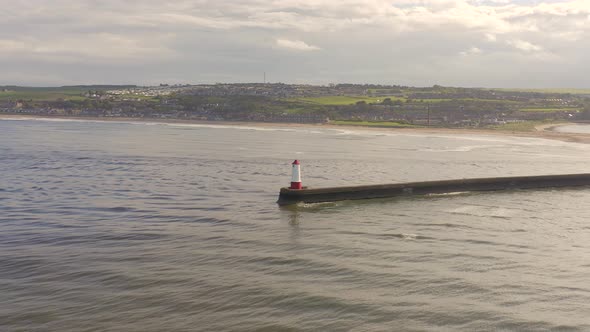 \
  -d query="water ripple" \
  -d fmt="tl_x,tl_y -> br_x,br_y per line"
2,119 -> 590,331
